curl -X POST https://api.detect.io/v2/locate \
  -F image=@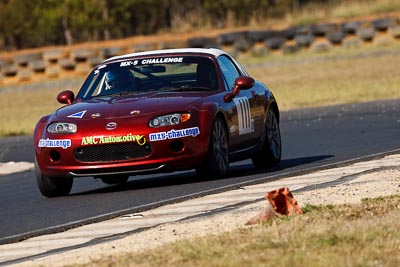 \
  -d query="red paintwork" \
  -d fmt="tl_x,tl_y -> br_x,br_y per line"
233,76 -> 255,95
57,90 -> 74,105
